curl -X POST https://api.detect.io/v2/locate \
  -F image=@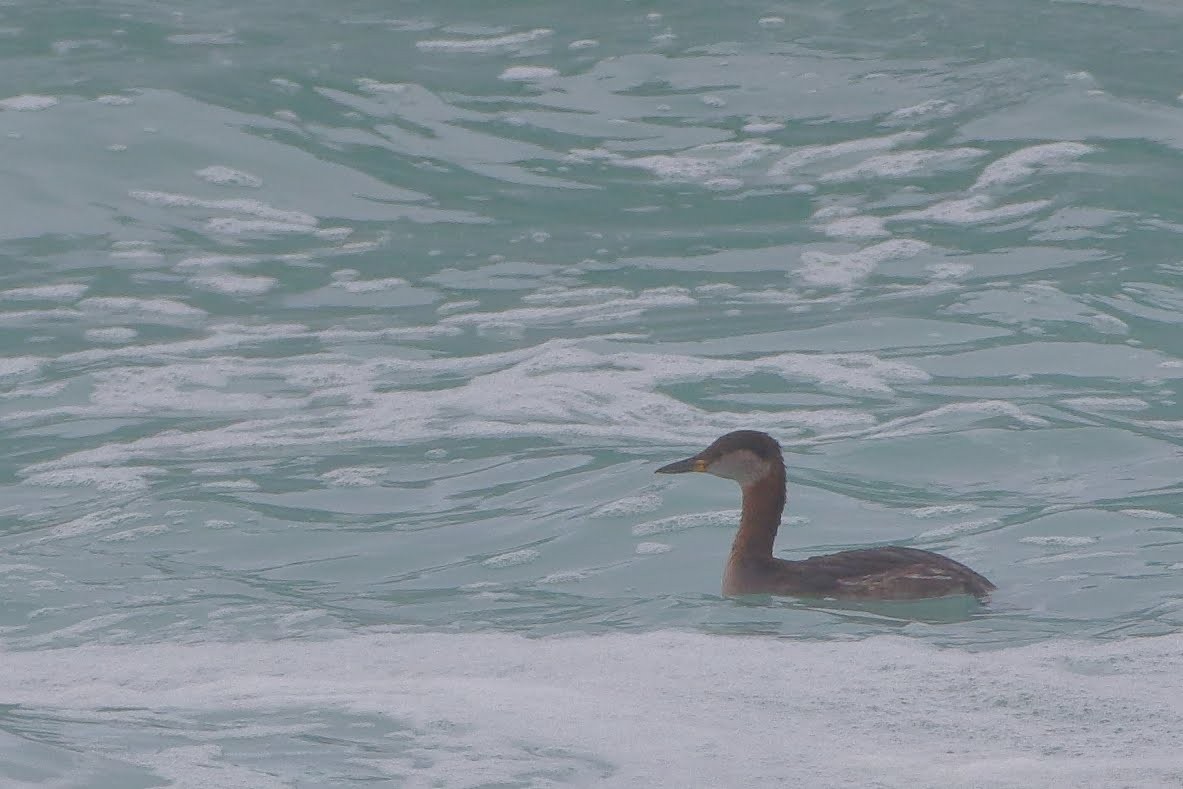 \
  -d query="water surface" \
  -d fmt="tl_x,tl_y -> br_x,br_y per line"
1,0 -> 1182,786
